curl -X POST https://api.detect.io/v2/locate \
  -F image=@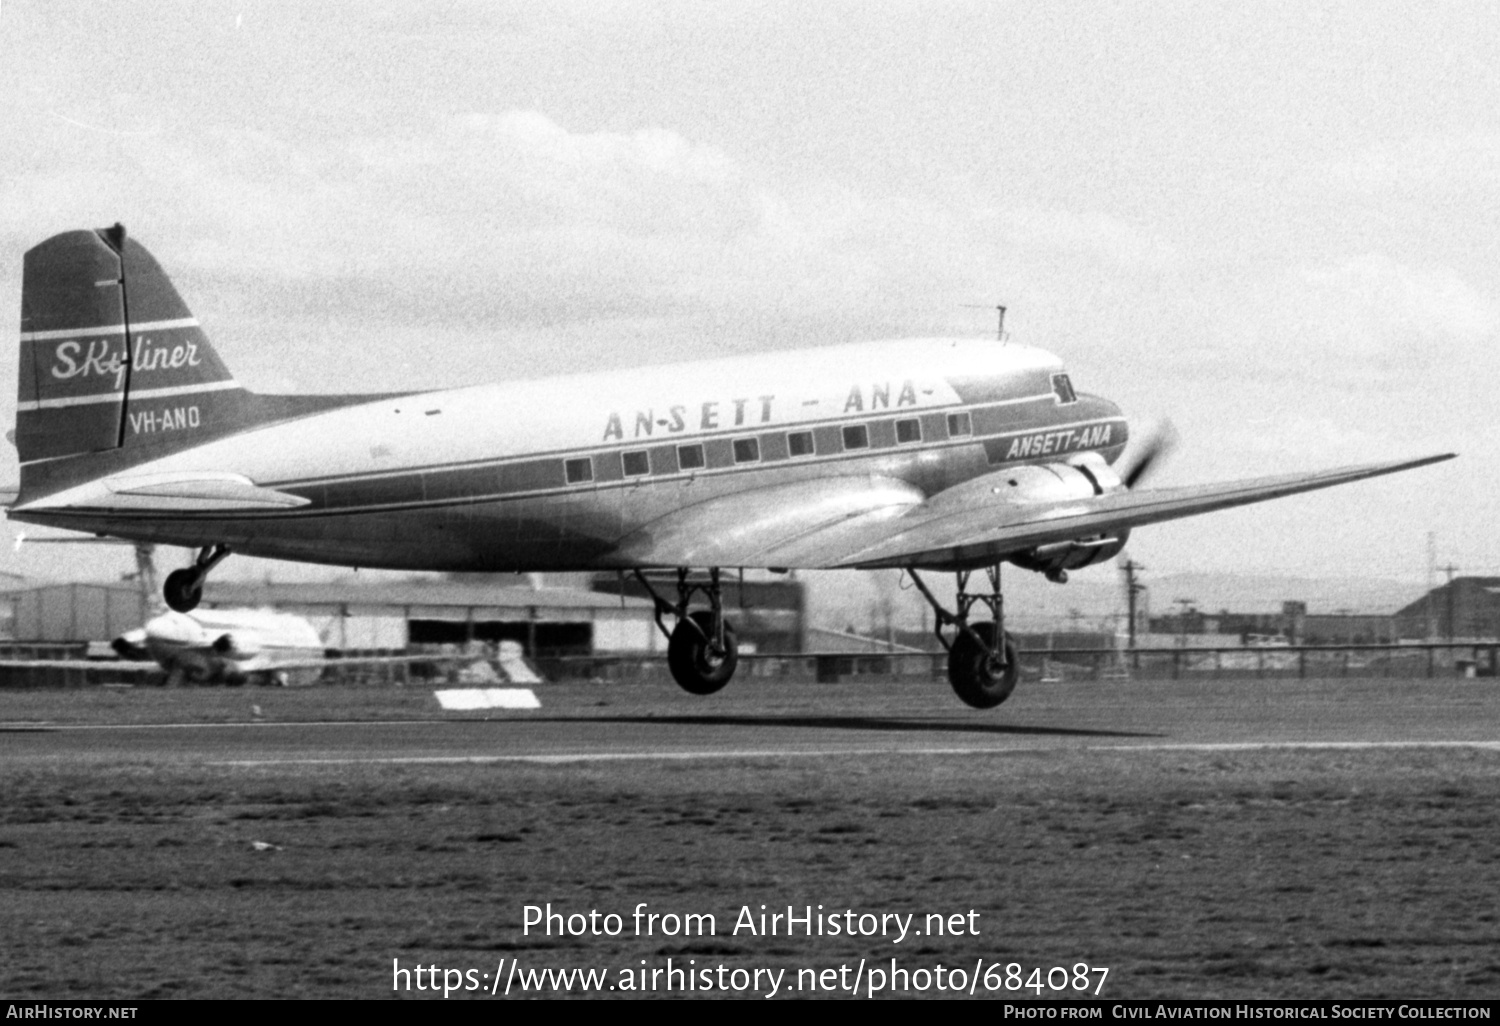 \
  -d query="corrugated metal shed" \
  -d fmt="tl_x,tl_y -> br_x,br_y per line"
10,583 -> 149,642
202,580 -> 653,617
